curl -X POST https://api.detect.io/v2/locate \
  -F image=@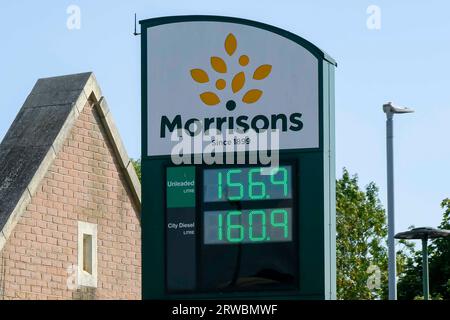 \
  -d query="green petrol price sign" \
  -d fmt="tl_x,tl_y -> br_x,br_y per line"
141,15 -> 337,300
